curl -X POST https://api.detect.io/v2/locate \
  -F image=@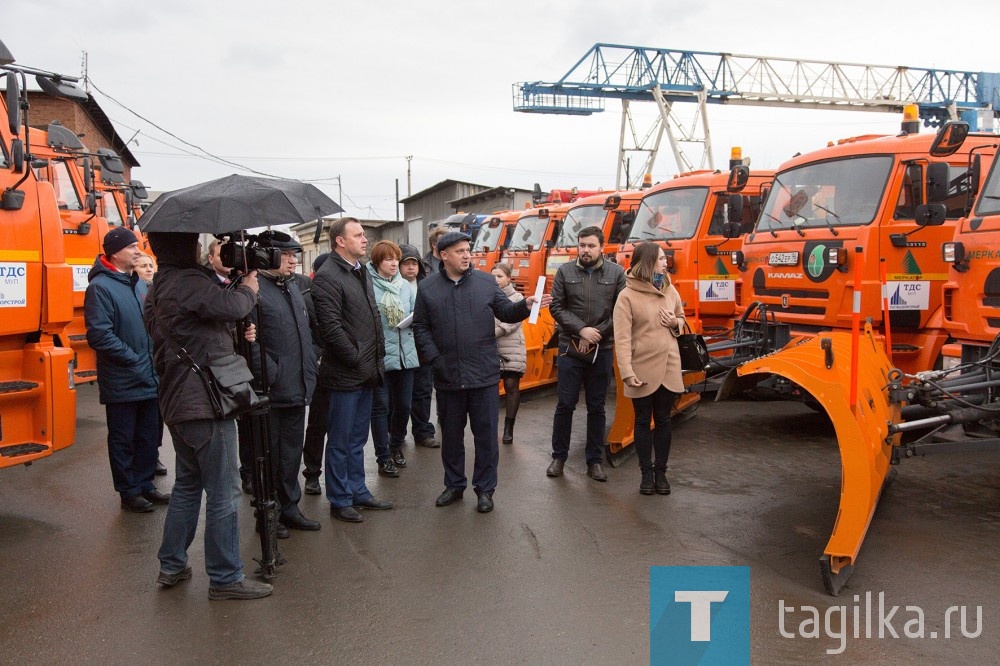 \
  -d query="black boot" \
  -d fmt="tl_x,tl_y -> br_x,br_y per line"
502,418 -> 515,445
654,470 -> 671,495
640,469 -> 655,495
